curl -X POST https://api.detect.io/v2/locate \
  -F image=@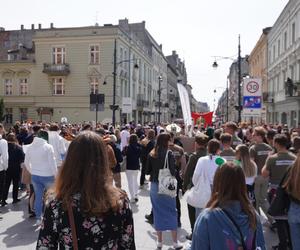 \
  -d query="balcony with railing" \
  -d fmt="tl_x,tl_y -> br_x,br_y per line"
43,63 -> 70,76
